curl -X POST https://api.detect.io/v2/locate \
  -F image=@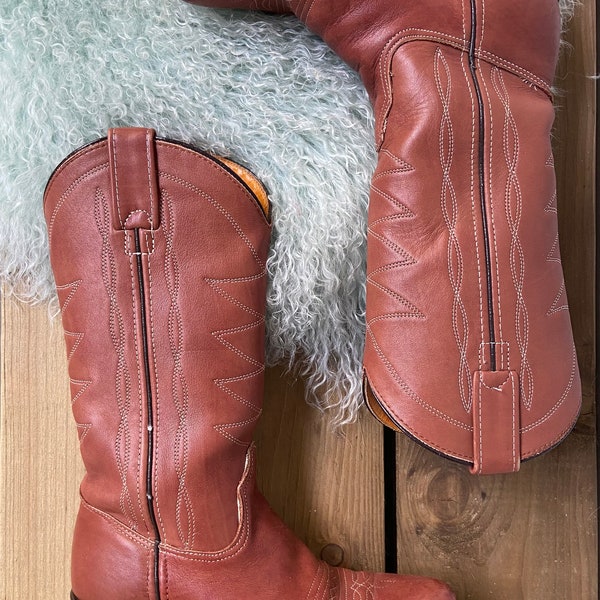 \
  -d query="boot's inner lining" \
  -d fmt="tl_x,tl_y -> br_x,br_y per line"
214,155 -> 270,219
